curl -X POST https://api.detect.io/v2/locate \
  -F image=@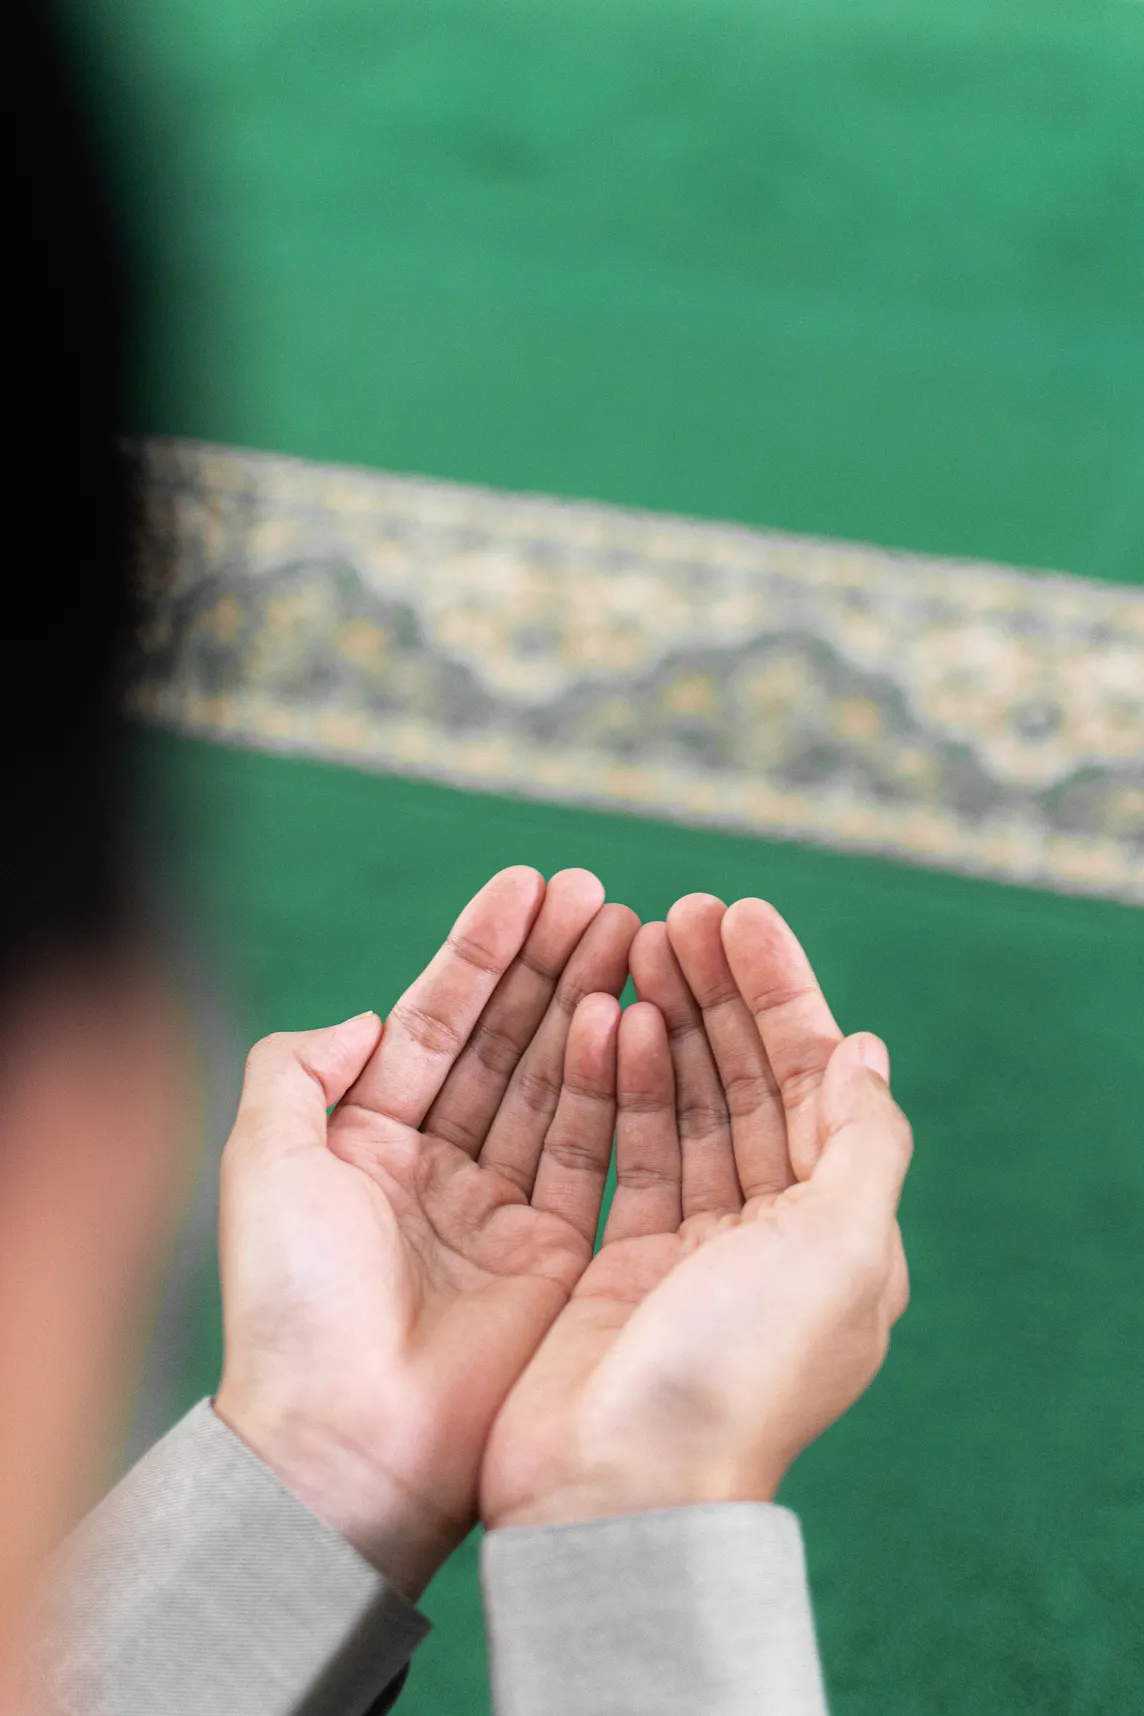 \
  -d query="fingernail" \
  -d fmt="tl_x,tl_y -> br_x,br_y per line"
342,1010 -> 379,1025
858,1034 -> 890,1082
